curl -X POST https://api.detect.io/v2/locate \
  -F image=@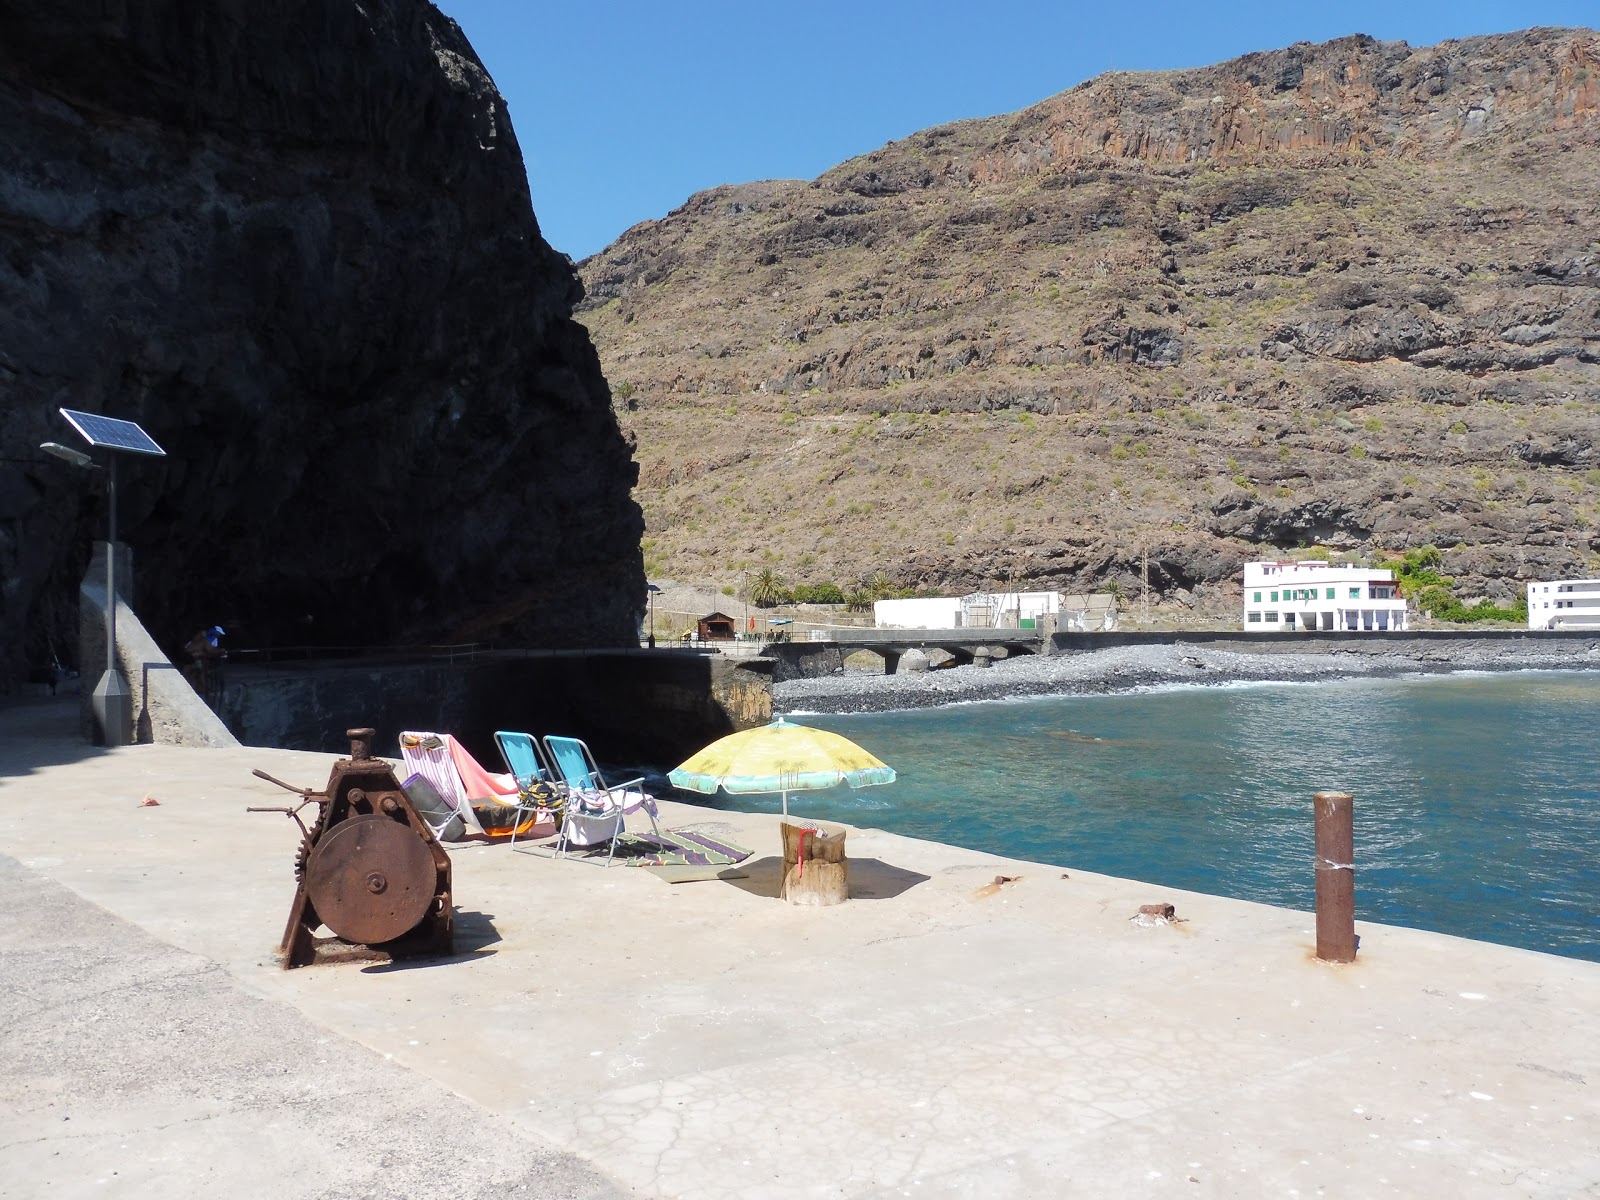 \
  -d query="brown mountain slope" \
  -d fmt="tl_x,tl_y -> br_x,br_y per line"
580,29 -> 1600,612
